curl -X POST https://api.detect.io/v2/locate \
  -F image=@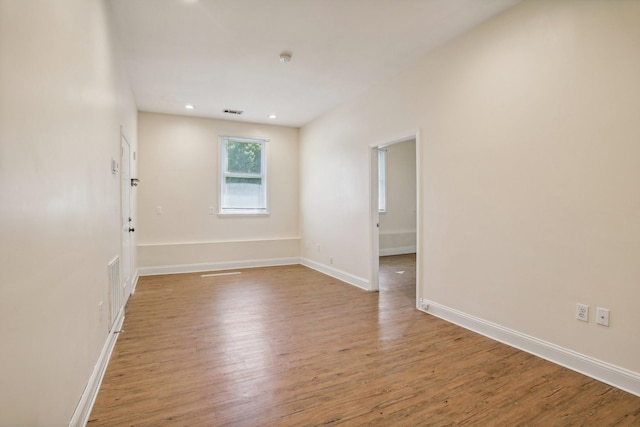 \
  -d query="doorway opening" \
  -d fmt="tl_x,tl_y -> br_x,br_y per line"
369,133 -> 420,308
